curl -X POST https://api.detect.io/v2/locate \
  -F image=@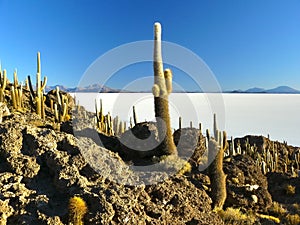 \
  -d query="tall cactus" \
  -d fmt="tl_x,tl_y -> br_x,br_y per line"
208,127 -> 227,210
152,22 -> 176,155
28,52 -> 47,119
